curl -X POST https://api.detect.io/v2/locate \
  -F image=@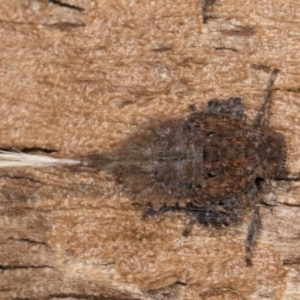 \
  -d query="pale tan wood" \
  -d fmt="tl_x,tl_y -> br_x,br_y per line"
1,0 -> 300,299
